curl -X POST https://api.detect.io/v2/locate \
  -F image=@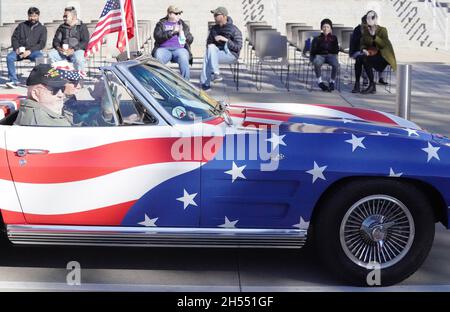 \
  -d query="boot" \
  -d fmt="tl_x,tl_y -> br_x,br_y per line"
362,81 -> 376,94
351,82 -> 360,93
